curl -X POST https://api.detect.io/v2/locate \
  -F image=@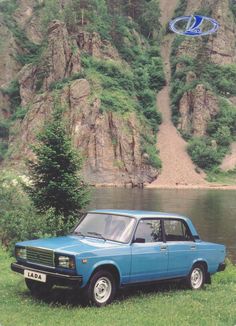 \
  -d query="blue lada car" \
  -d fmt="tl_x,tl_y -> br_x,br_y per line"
11,210 -> 226,306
